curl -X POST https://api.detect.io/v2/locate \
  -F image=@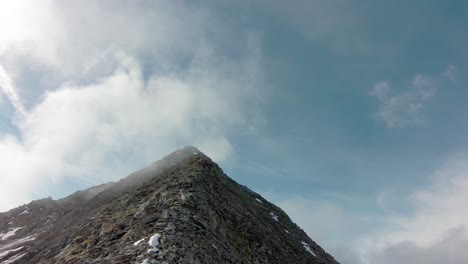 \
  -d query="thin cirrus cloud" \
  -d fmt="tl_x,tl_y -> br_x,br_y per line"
0,64 -> 26,116
0,1 -> 266,211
